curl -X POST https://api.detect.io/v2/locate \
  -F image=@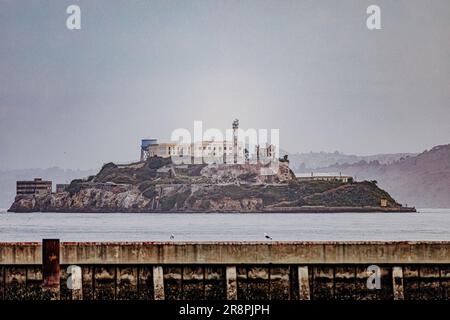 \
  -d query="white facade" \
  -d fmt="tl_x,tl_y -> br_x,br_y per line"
148,140 -> 245,159
145,139 -> 277,165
